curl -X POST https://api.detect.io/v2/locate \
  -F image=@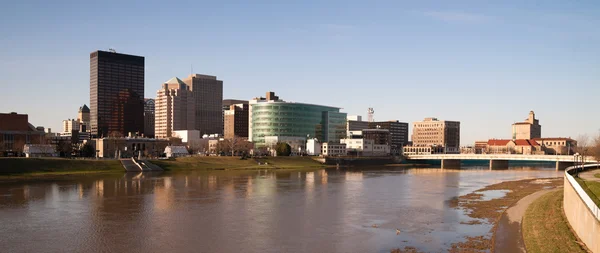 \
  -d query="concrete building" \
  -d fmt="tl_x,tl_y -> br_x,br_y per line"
95,137 -> 169,158
155,78 -> 196,139
347,120 -> 370,136
347,115 -> 362,121
77,104 -> 90,132
533,137 -> 577,155
306,138 -> 321,156
411,117 -> 460,153
341,138 -> 390,156
224,103 -> 249,139
249,92 -> 346,146
144,98 -> 155,138
183,74 -> 224,135
369,121 -> 409,154
322,142 -> 346,157
172,130 -> 201,144
90,50 -> 144,138
62,119 -> 79,133
512,111 -> 541,140
0,112 -> 46,156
